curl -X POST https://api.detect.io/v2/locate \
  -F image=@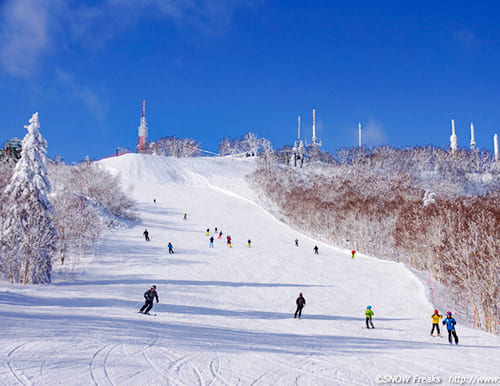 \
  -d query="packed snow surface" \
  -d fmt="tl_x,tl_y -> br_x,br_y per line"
1,153 -> 499,385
